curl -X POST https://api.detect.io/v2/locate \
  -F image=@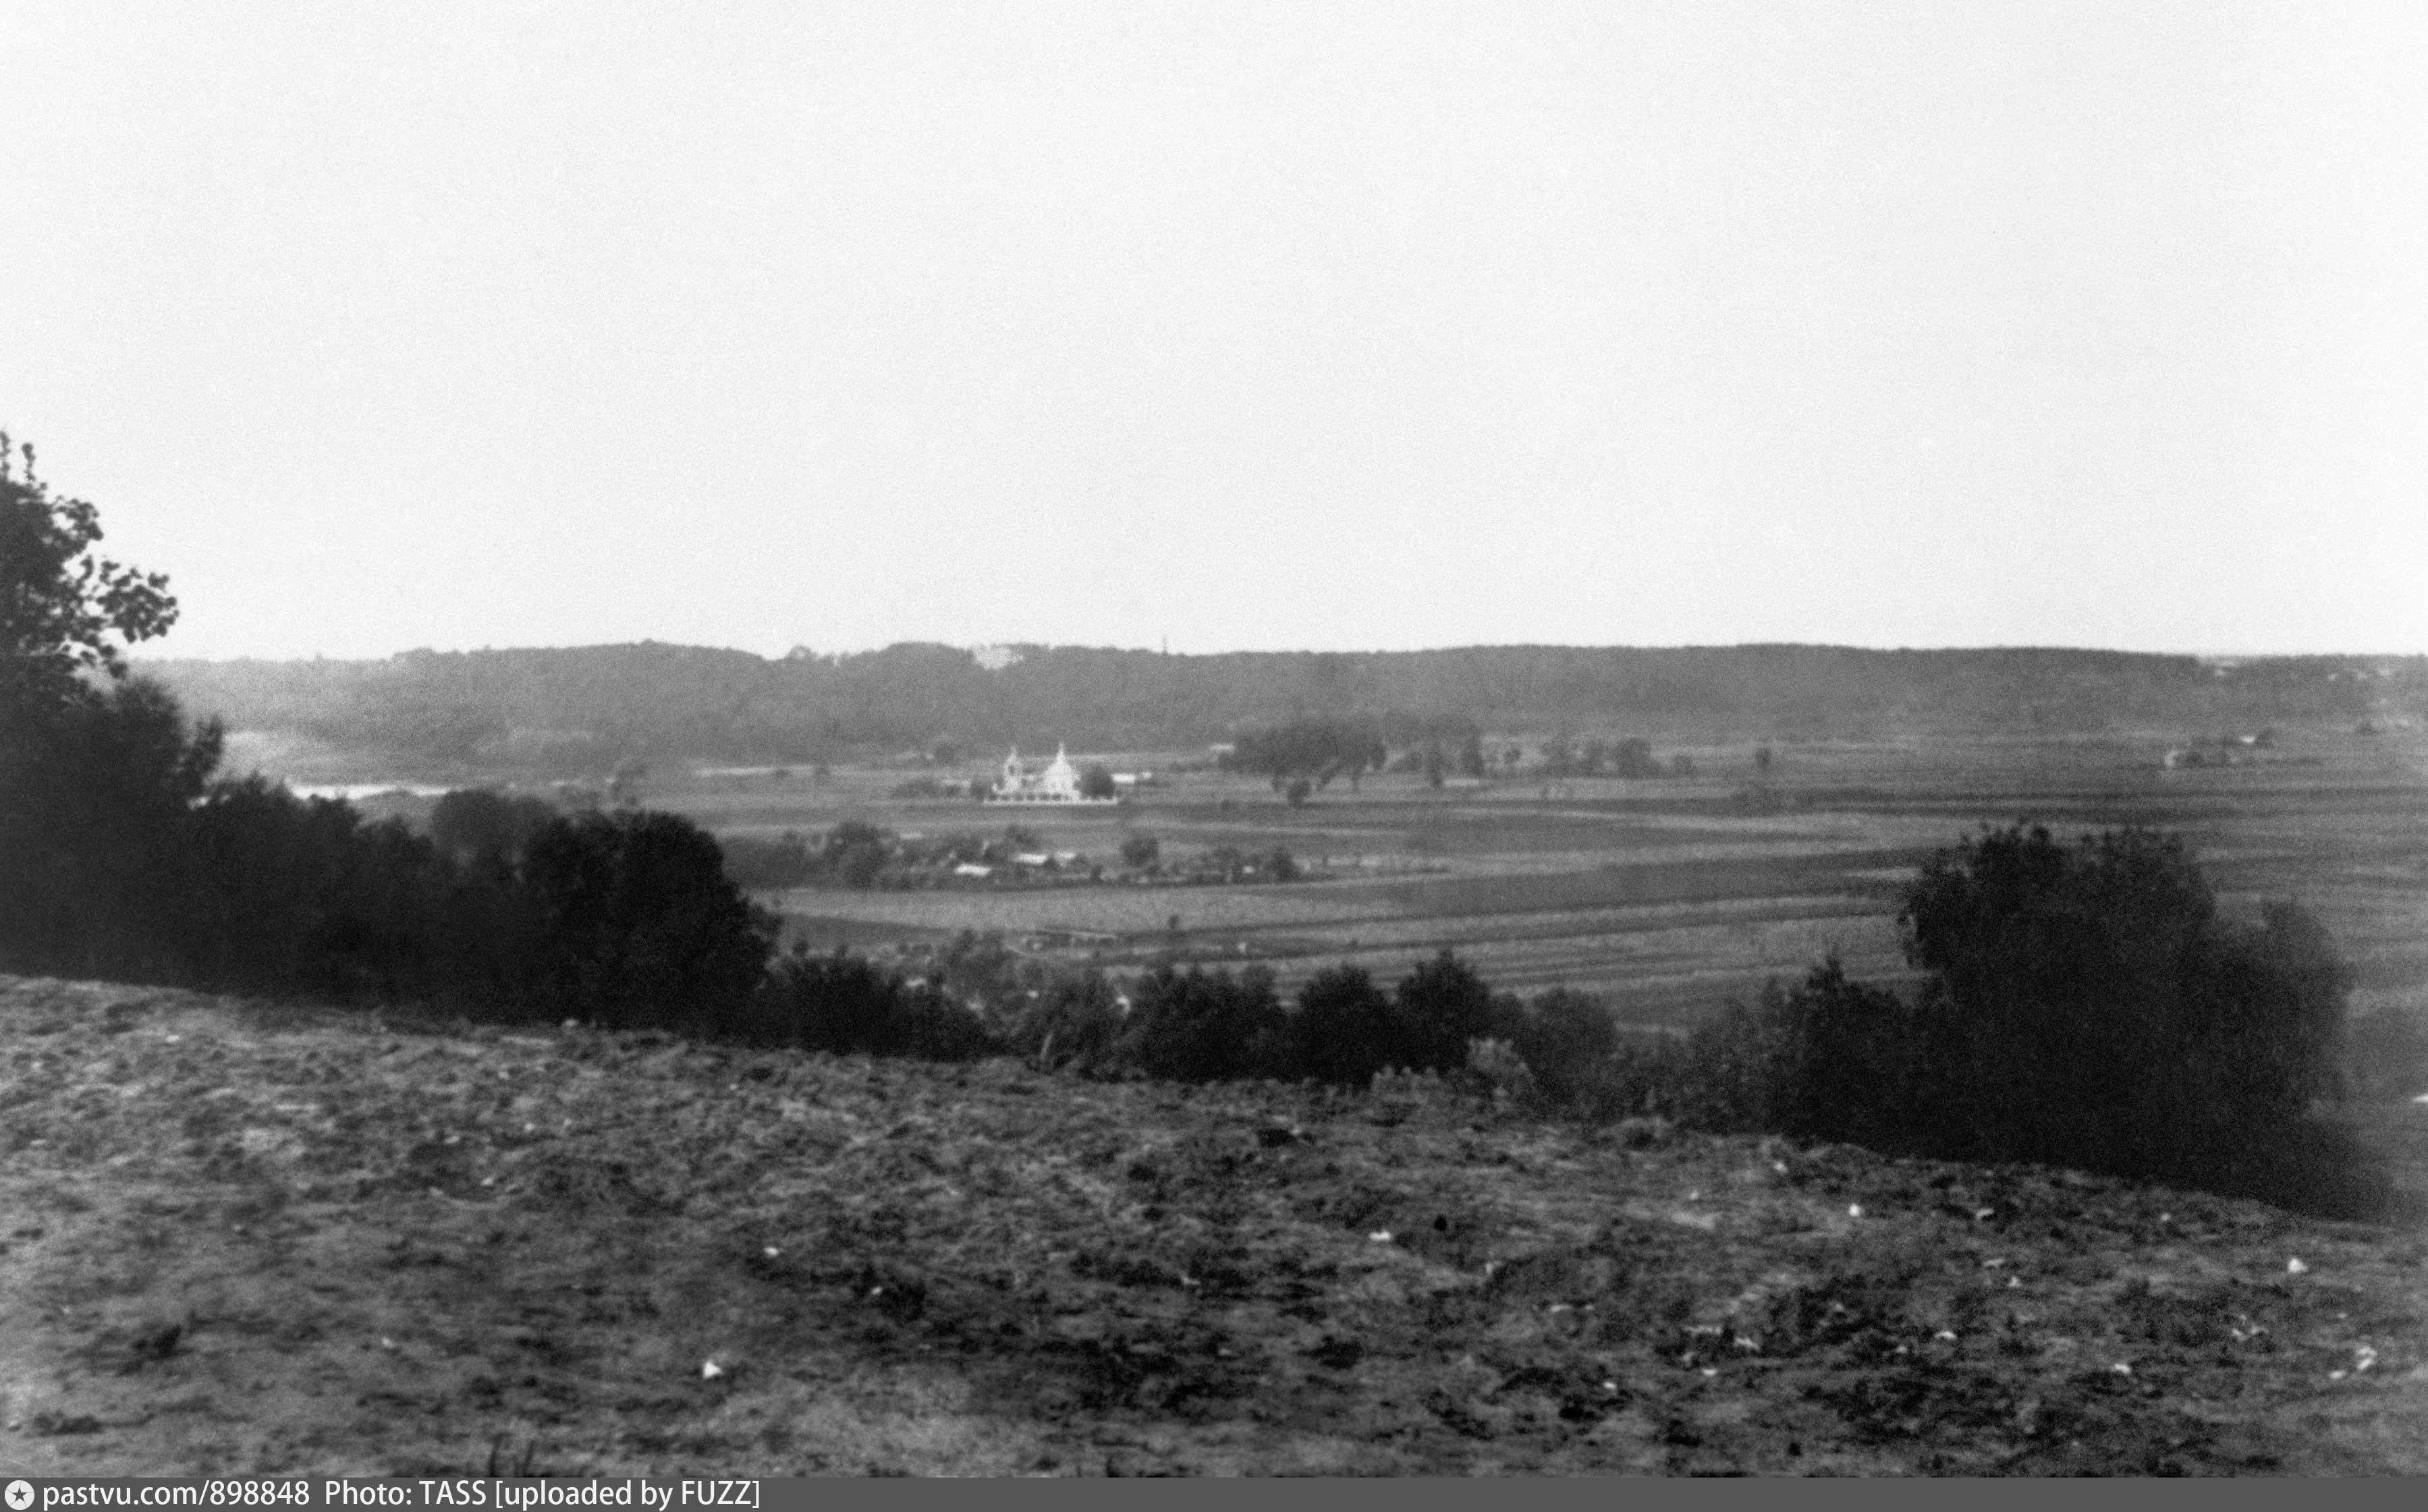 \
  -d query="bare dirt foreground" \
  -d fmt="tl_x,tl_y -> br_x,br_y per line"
4,976 -> 2427,1477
